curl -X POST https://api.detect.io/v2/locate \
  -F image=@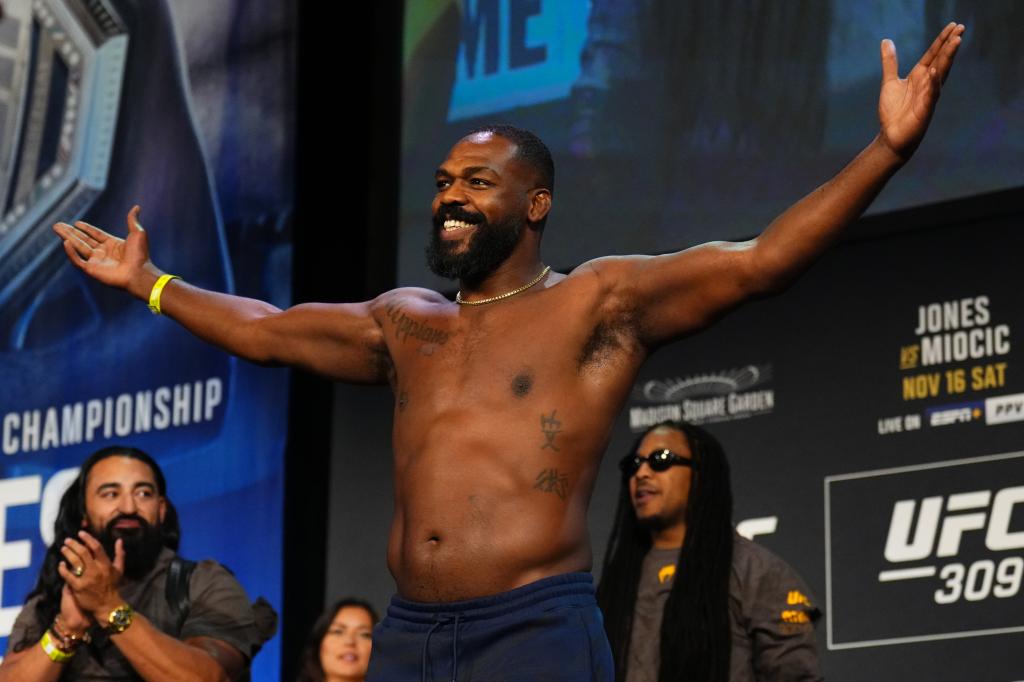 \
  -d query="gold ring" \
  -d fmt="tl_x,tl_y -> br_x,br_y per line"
73,565 -> 84,577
